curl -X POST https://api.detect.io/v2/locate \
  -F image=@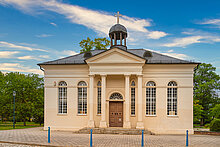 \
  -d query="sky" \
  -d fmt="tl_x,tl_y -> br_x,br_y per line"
0,0 -> 220,75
